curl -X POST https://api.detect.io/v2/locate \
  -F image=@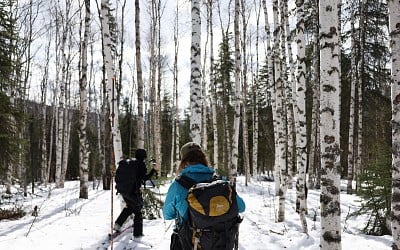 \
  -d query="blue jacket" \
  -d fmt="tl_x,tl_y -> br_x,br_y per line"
162,164 -> 246,222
